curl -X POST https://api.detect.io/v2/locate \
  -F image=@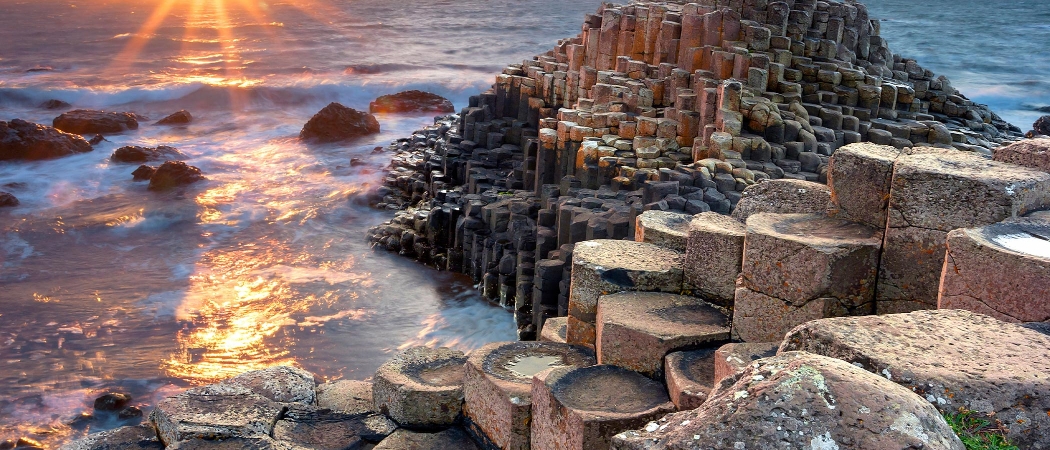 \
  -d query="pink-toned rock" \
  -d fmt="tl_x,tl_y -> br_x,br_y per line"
826,142 -> 902,229
531,365 -> 675,450
369,90 -> 455,114
733,213 -> 881,341
462,341 -> 594,450
994,138 -> 1050,172
781,309 -> 1050,449
730,179 -> 831,222
878,148 -> 1050,312
568,240 -> 684,348
712,341 -> 778,386
634,210 -> 692,251
663,349 -> 717,410
373,428 -> 479,450
539,316 -> 568,343
683,212 -> 746,308
939,219 -> 1050,322
612,352 -> 963,450
596,292 -> 729,378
